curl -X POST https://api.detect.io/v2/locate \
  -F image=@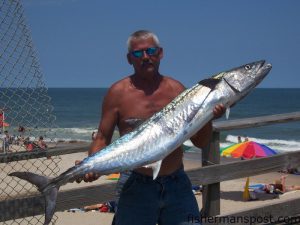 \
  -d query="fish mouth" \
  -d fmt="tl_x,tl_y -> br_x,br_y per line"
263,62 -> 272,72
257,60 -> 272,82
260,60 -> 272,71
